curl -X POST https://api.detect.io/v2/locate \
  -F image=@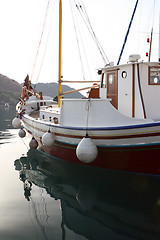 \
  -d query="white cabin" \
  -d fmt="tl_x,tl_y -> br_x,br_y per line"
37,58 -> 160,126
101,60 -> 160,121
